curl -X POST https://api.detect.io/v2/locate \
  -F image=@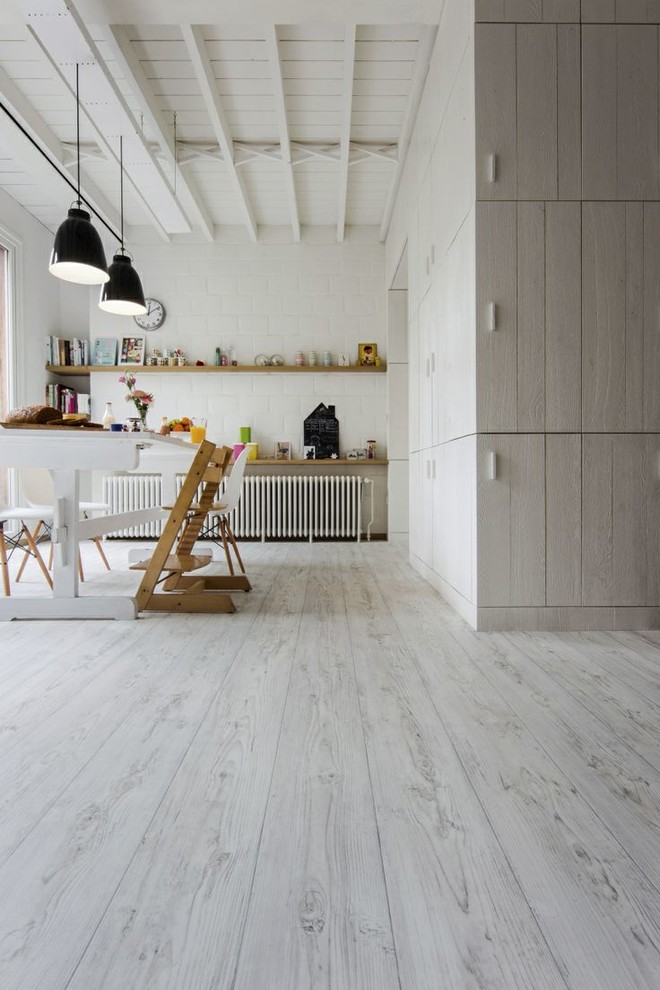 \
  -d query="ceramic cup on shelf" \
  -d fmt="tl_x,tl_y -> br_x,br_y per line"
233,442 -> 246,460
